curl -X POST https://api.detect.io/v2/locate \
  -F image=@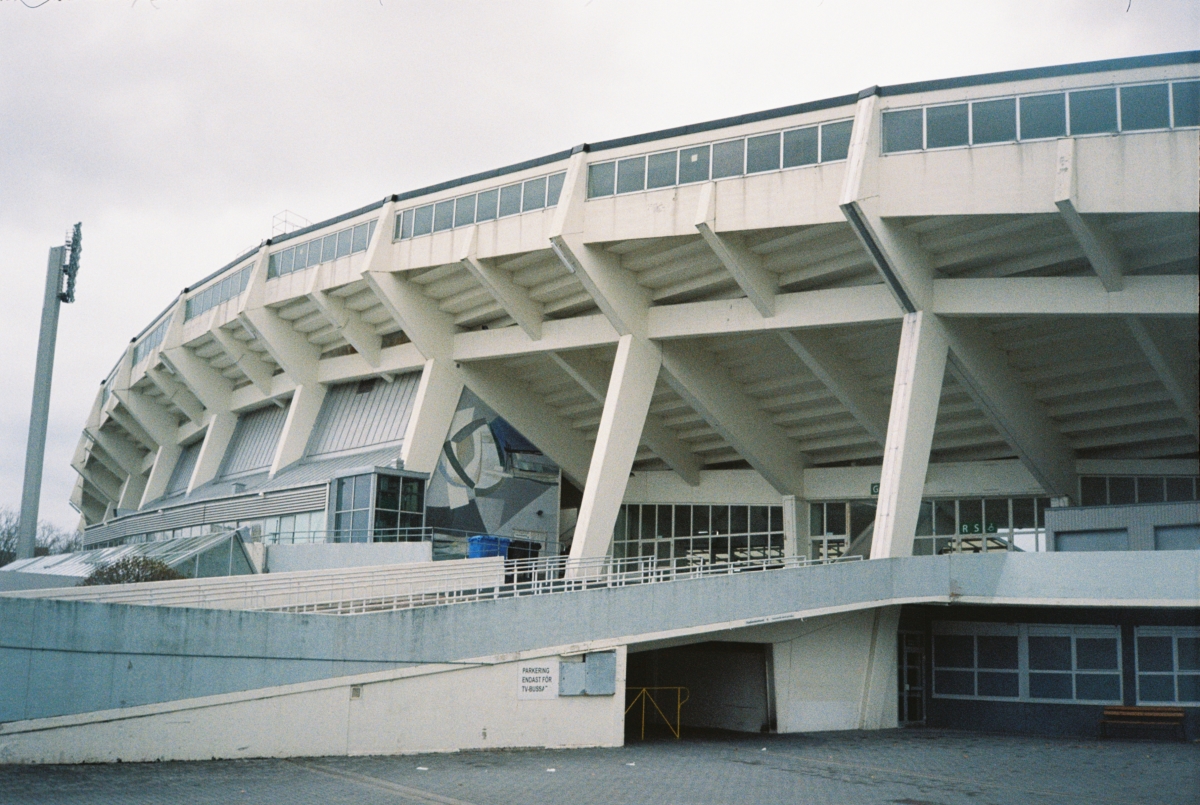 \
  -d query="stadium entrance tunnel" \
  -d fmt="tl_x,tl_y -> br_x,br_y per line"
625,642 -> 774,740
